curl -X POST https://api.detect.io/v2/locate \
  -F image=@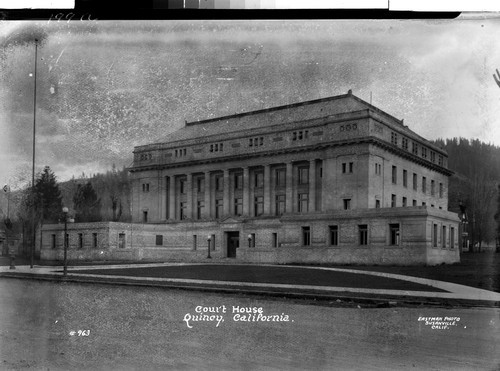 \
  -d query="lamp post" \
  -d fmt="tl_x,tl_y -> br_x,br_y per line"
248,234 -> 252,248
62,207 -> 68,276
207,235 -> 212,259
